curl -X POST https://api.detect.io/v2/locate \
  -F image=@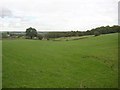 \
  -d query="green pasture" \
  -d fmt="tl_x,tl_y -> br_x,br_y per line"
2,33 -> 118,88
